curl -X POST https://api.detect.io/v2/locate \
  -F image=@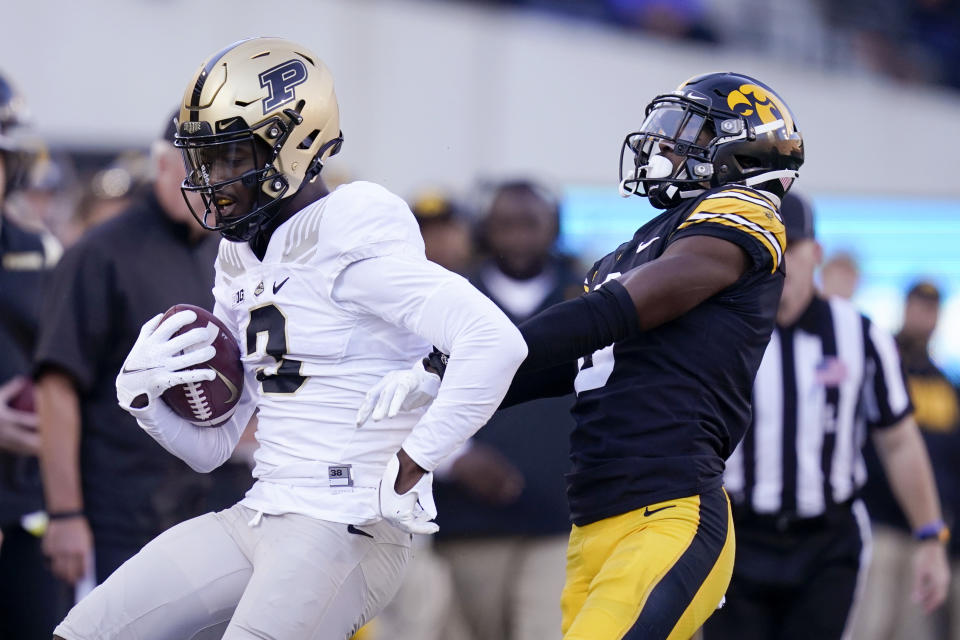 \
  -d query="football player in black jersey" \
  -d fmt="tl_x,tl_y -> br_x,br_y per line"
360,72 -> 803,639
